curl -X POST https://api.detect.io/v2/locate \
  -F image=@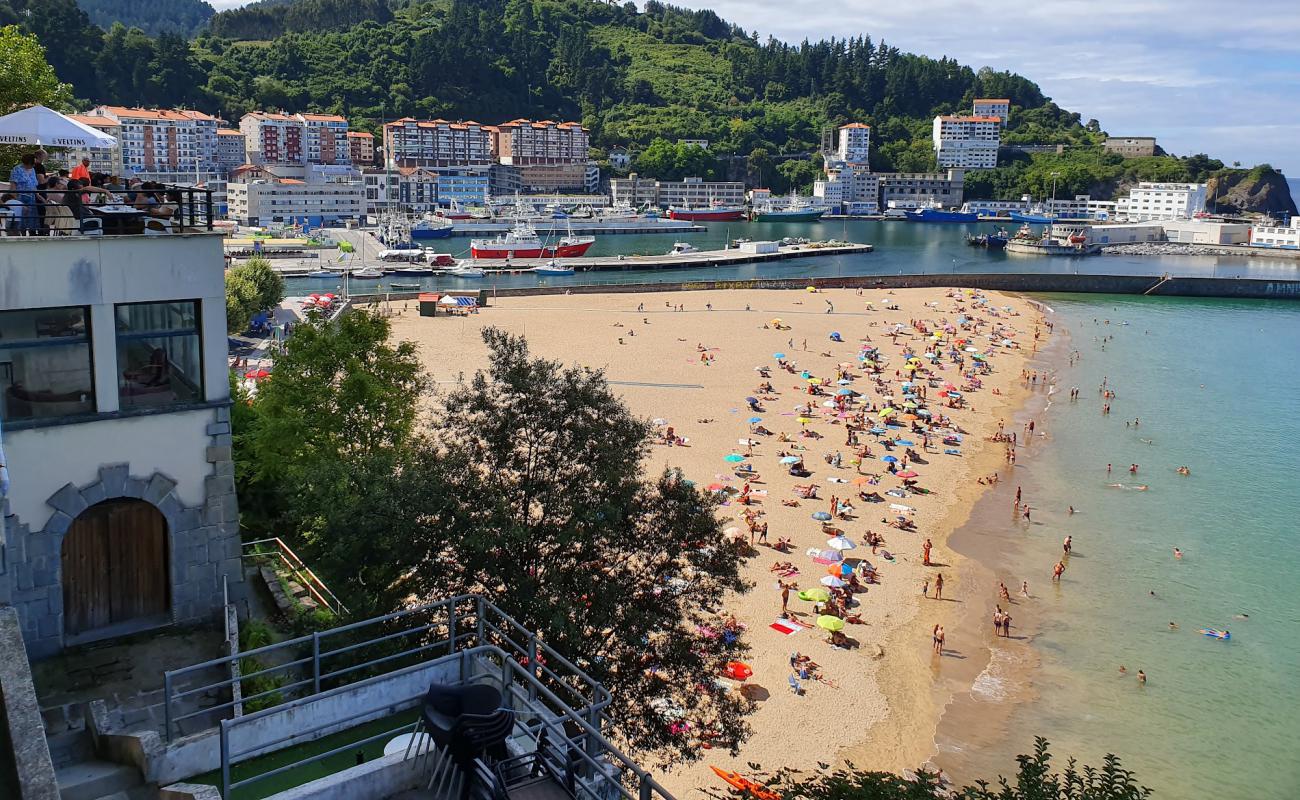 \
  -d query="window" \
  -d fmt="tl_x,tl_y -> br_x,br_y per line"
116,301 -> 204,409
0,307 -> 96,422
